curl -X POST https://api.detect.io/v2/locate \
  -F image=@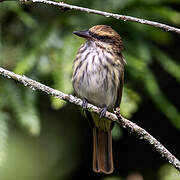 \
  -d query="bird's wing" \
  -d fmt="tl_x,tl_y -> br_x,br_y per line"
115,70 -> 124,108
115,52 -> 125,108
